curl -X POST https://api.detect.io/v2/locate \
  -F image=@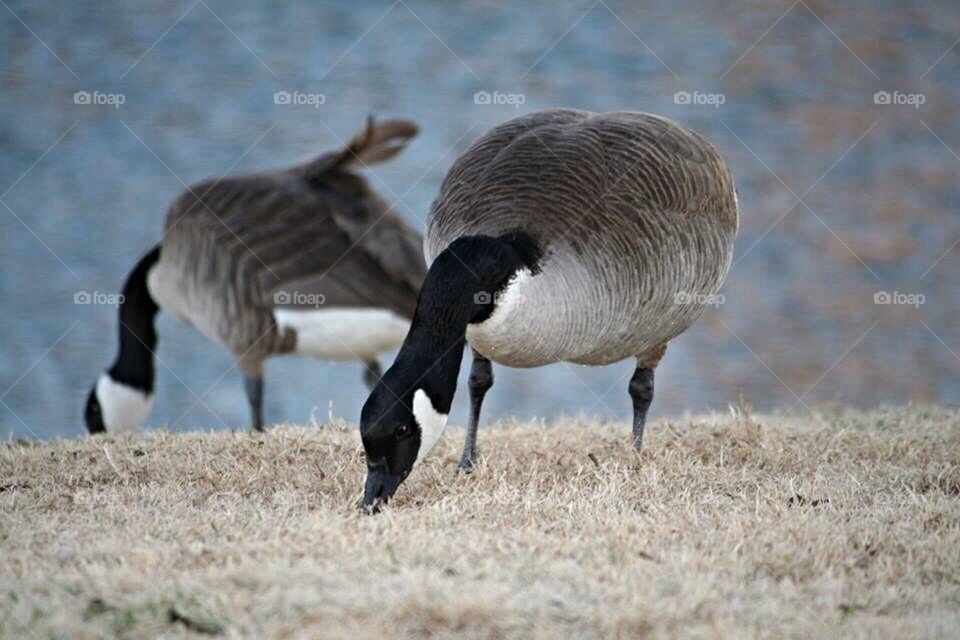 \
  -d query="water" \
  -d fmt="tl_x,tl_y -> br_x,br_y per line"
2,0 -> 958,439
